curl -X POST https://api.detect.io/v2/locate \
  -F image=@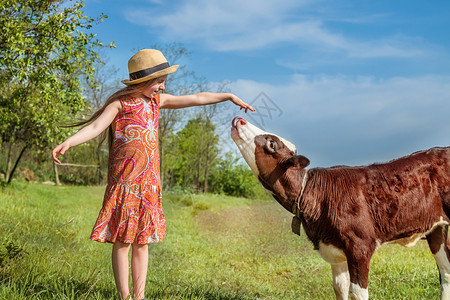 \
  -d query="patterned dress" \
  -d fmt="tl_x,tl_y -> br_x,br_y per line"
90,95 -> 165,244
